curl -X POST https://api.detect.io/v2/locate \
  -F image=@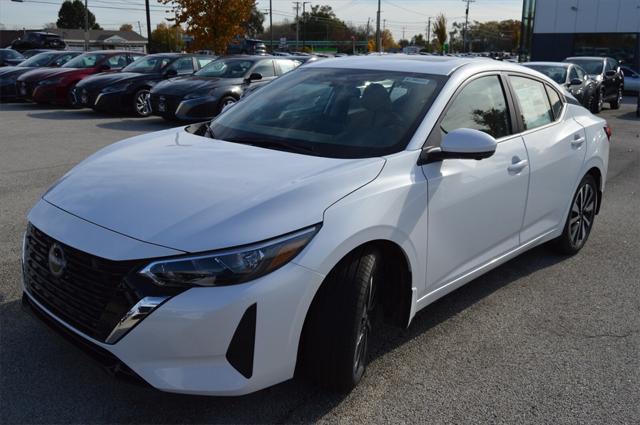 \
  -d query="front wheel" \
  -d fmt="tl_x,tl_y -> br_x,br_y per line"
298,247 -> 381,392
133,88 -> 151,117
553,174 -> 598,255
